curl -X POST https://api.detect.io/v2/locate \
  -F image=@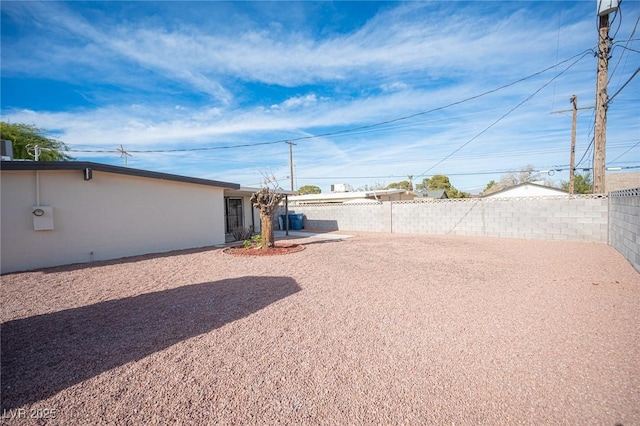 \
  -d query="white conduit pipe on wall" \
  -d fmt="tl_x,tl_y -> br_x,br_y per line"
36,170 -> 40,207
